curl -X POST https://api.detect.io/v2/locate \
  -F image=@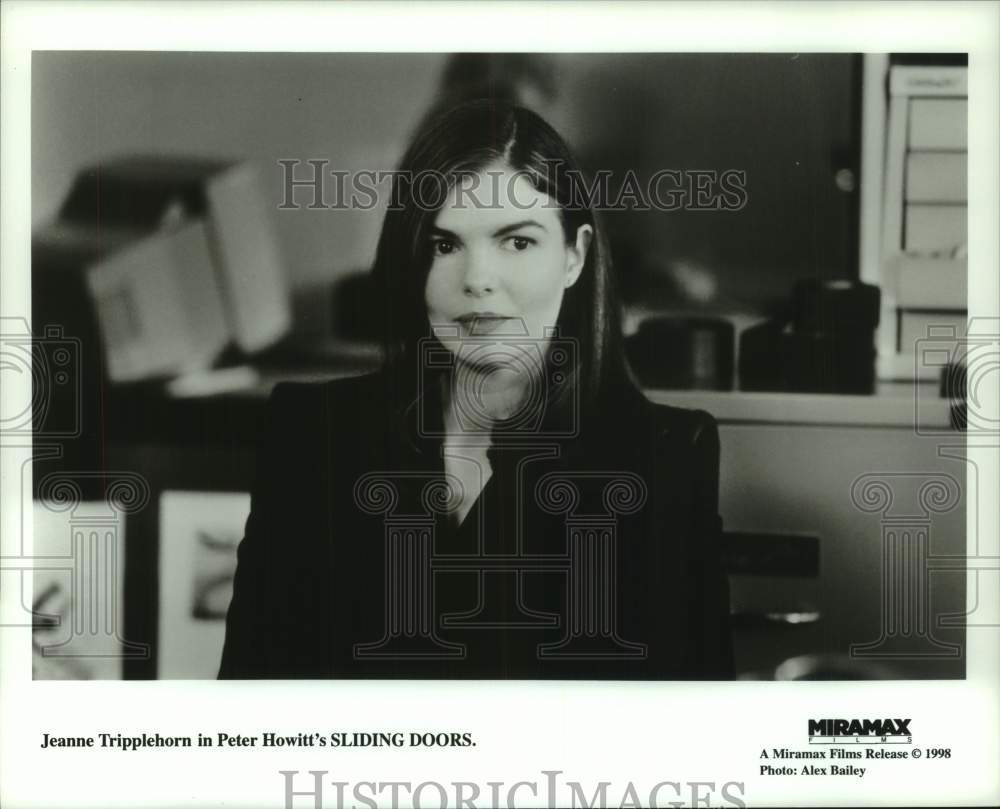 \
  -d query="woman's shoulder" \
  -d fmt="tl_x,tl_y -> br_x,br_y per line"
258,372 -> 391,444
645,397 -> 719,450
609,381 -> 719,452
265,371 -> 386,414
